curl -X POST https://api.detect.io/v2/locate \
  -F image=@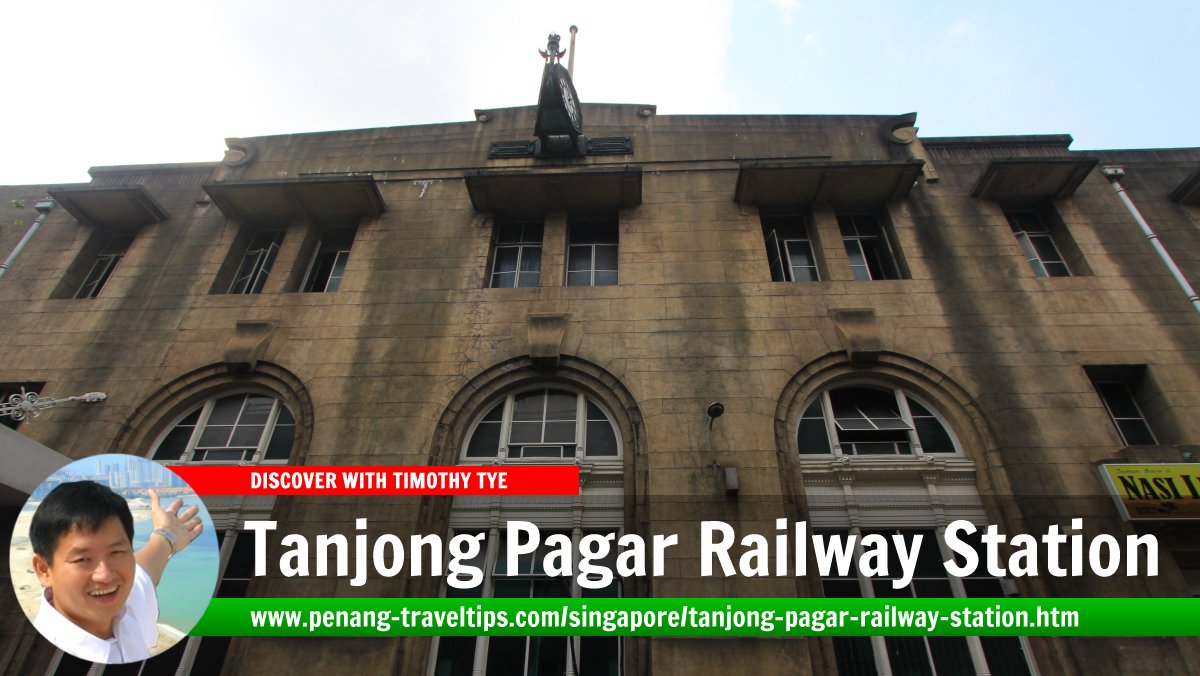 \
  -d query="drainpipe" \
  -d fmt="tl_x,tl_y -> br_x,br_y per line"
1101,166 -> 1200,315
0,199 -> 55,283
